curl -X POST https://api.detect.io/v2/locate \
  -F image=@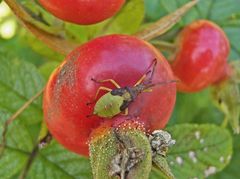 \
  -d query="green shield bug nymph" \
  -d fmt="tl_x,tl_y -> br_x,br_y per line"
87,59 -> 176,118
